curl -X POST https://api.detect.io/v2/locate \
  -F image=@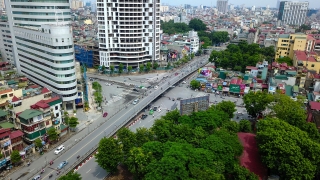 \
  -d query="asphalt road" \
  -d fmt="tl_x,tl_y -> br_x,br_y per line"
77,77 -> 250,180
8,58 -> 208,180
